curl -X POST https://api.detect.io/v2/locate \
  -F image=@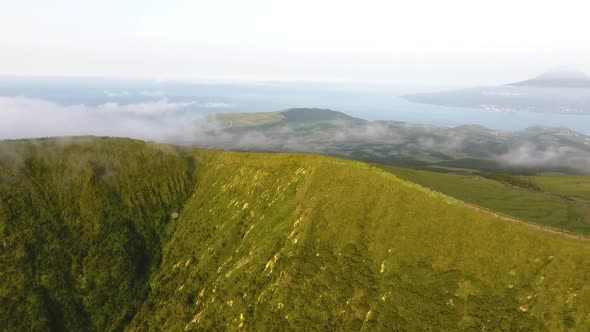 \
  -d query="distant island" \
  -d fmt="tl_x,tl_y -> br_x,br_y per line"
404,69 -> 590,114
